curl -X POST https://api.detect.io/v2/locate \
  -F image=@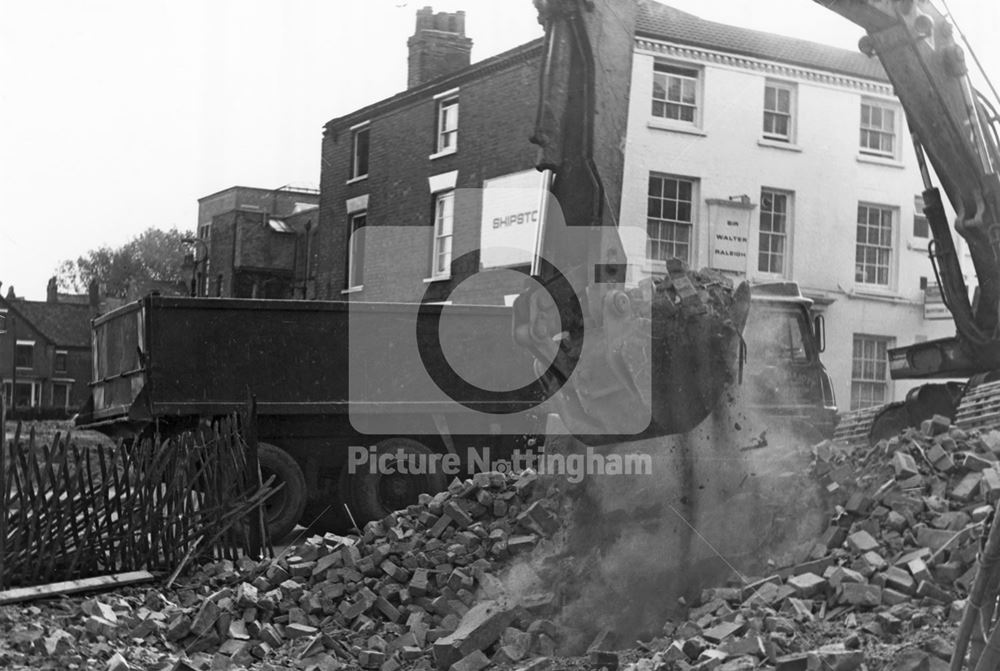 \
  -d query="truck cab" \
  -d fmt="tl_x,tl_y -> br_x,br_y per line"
743,281 -> 837,441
